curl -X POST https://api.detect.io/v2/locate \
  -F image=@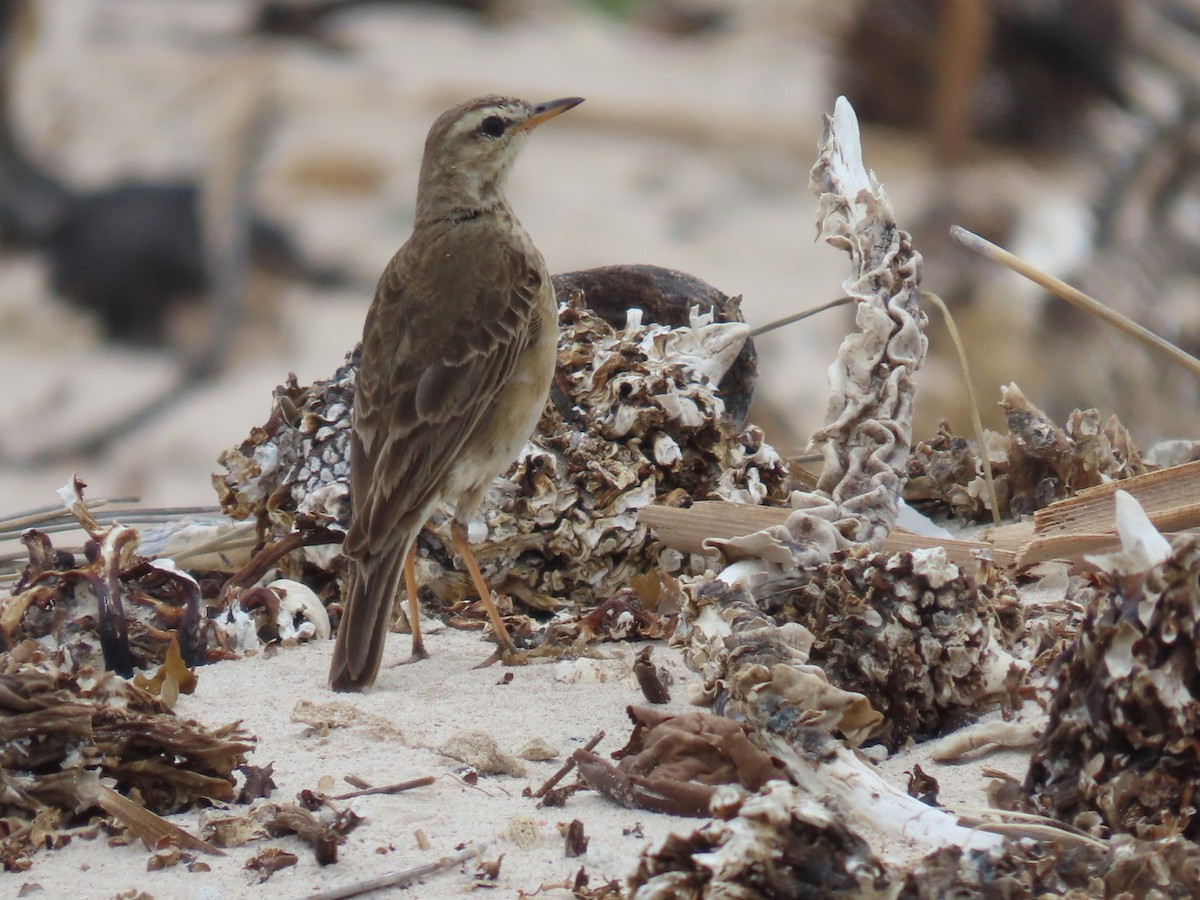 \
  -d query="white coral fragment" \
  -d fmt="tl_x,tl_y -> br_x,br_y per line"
270,578 -> 331,641
1085,489 -> 1172,575
711,95 -> 925,569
